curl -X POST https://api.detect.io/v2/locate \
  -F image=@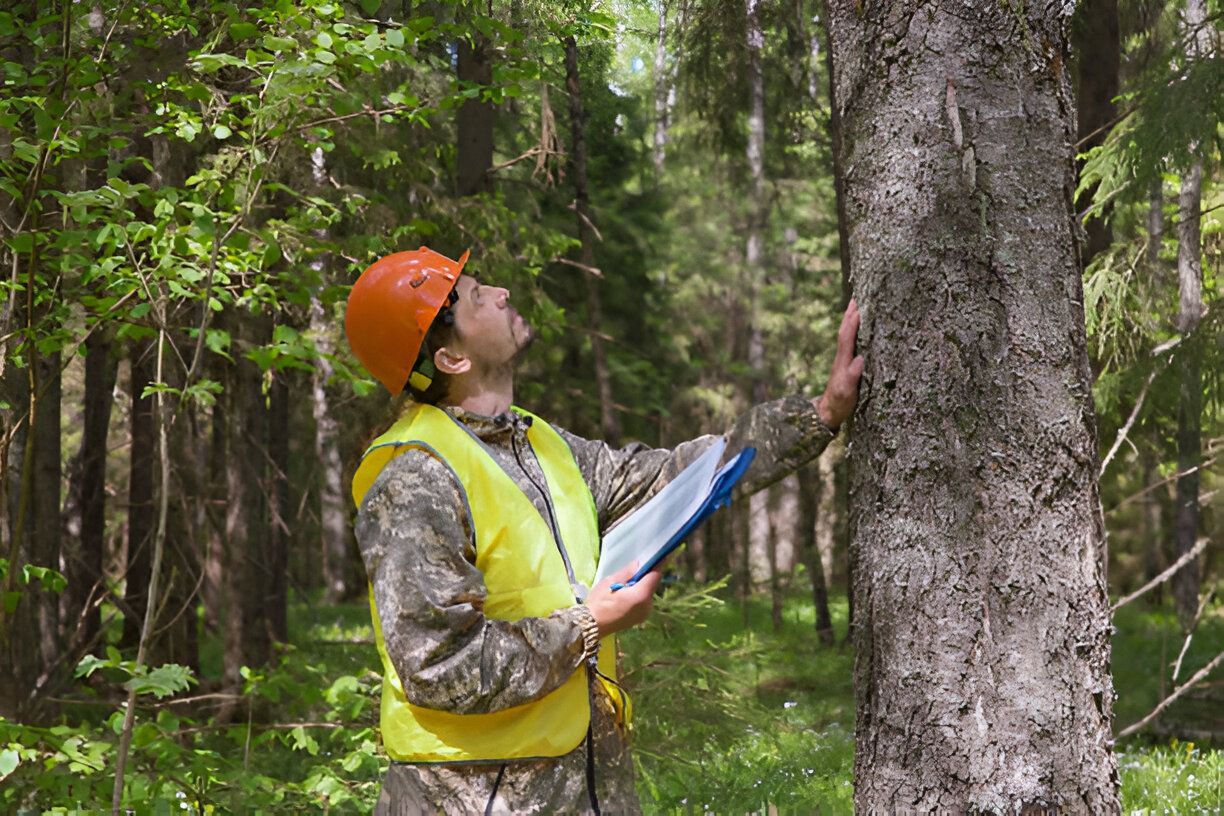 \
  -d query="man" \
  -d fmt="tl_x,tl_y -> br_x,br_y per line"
346,247 -> 864,814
